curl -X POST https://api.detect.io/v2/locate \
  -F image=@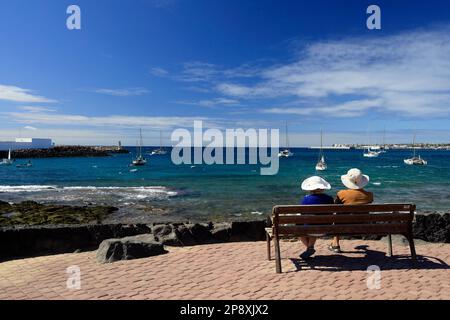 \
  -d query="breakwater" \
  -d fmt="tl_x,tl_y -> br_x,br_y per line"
0,145 -> 129,159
